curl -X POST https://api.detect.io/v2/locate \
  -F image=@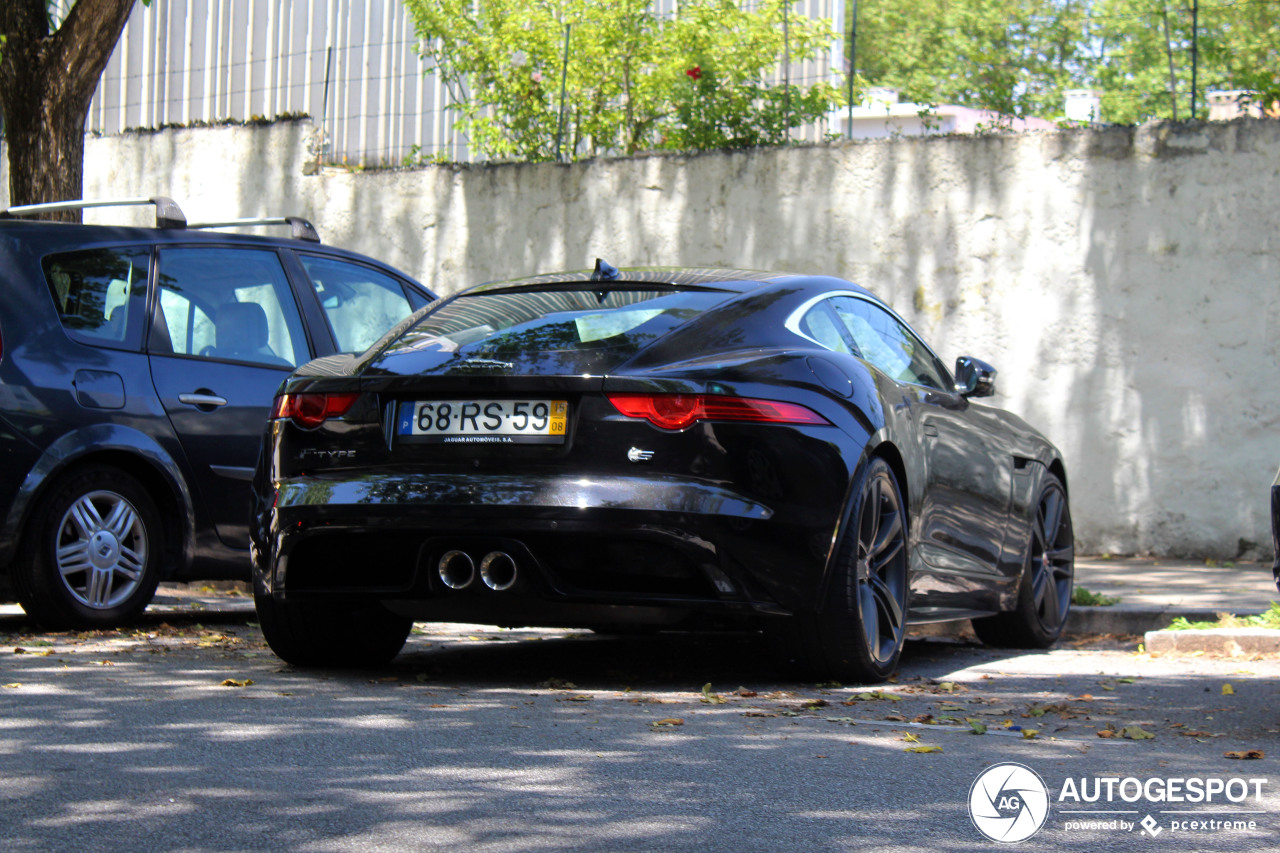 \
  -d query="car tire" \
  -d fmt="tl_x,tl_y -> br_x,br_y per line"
972,473 -> 1074,649
775,457 -> 909,684
254,580 -> 413,668
13,465 -> 164,630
